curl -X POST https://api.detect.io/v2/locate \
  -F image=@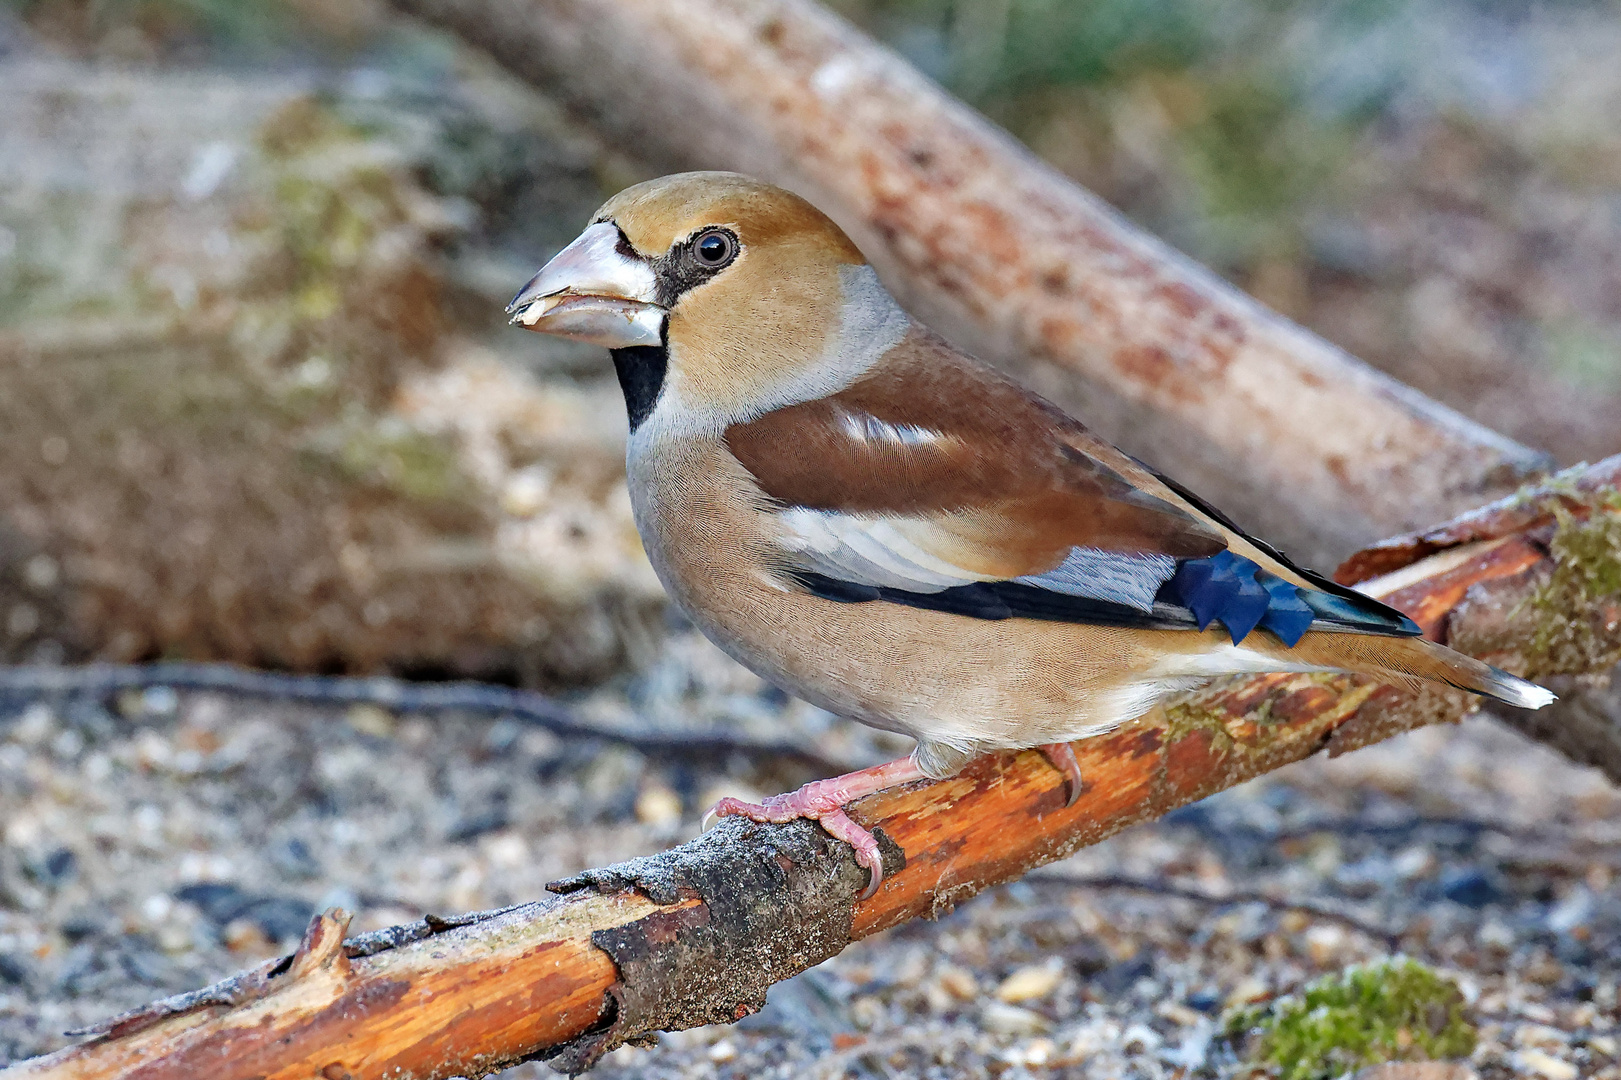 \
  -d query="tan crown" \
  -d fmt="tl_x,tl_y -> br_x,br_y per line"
597,171 -> 863,264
